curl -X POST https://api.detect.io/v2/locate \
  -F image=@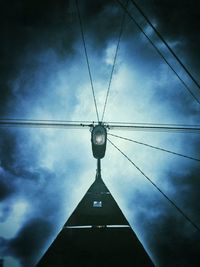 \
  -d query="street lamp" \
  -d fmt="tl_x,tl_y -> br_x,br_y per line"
91,124 -> 107,159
